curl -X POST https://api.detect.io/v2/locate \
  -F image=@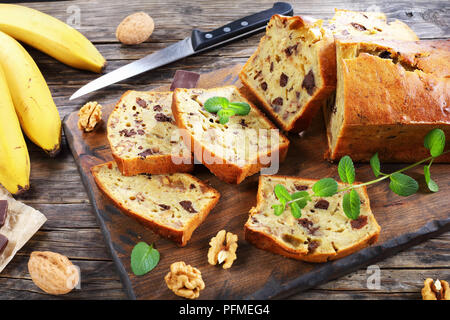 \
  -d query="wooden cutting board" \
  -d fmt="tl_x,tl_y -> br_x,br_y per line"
63,65 -> 450,300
